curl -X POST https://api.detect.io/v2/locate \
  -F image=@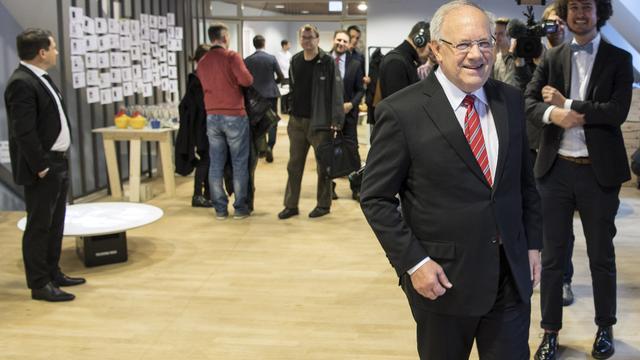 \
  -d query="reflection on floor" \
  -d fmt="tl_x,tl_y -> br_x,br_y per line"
0,122 -> 639,359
